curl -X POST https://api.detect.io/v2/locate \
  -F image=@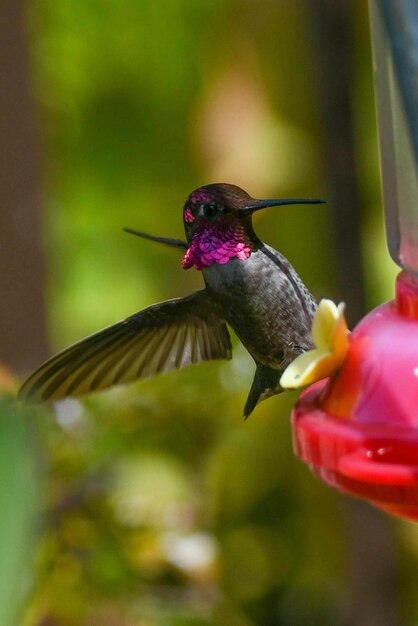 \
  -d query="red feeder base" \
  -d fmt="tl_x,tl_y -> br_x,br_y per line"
291,272 -> 418,521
